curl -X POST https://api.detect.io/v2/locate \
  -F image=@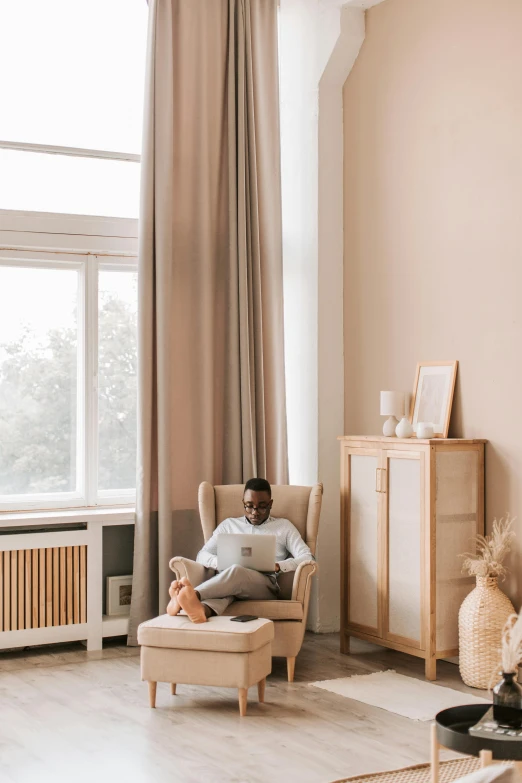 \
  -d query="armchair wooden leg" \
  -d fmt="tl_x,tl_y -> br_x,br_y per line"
238,687 -> 248,717
171,683 -> 177,695
287,657 -> 296,683
257,678 -> 266,703
148,681 -> 157,708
